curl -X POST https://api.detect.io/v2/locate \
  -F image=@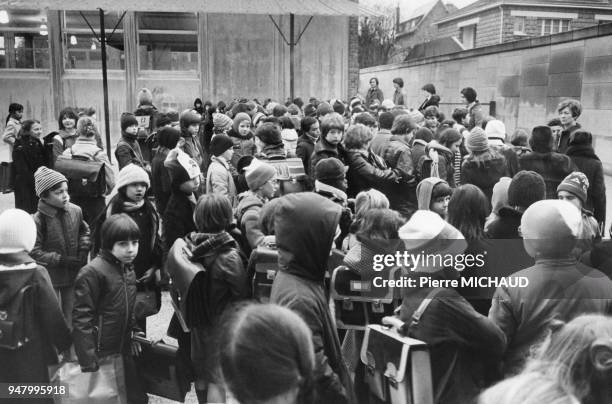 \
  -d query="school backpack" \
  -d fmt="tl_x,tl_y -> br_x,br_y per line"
54,147 -> 106,198
258,155 -> 310,196
0,280 -> 34,350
